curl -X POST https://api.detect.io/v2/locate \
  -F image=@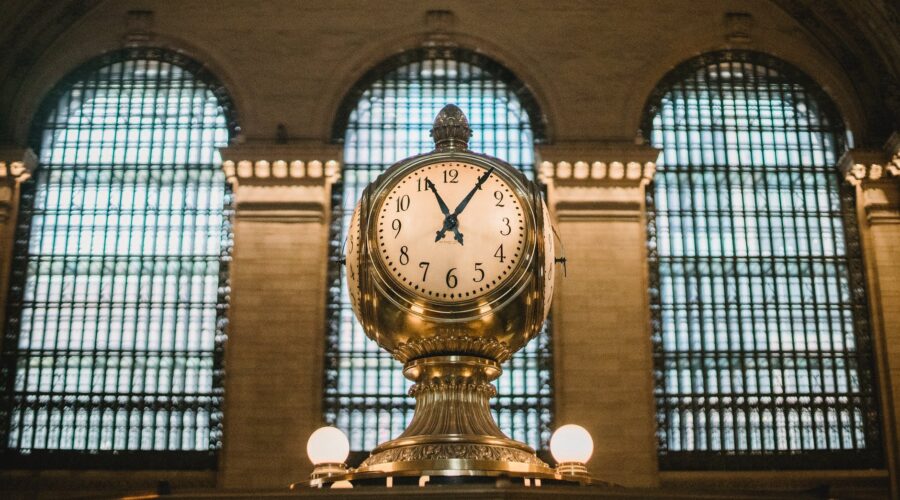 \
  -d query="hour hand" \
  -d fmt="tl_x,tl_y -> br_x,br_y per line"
425,178 -> 451,215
